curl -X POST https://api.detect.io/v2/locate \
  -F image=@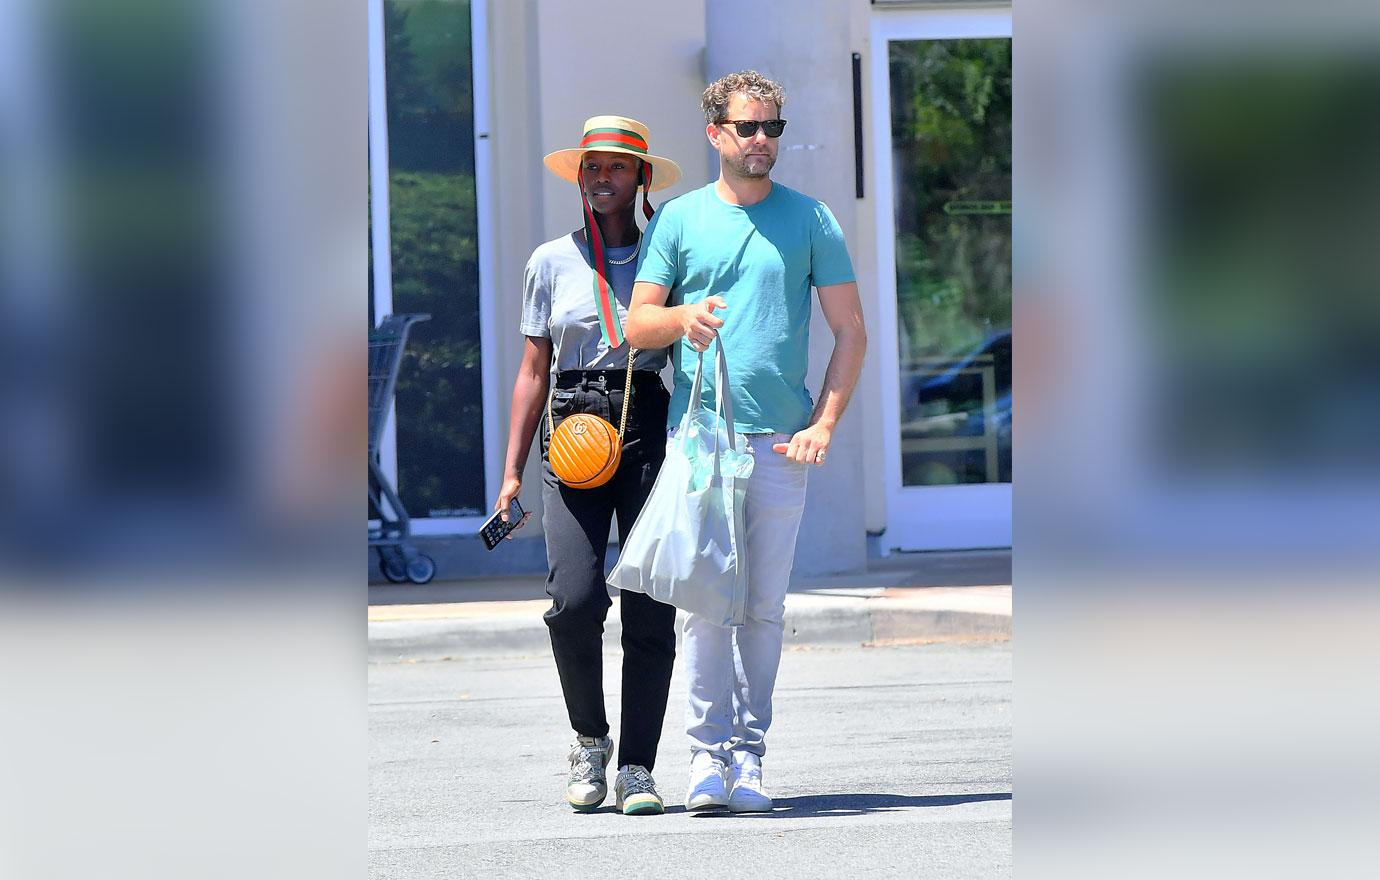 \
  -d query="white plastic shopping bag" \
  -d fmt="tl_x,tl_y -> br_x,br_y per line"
607,340 -> 754,626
